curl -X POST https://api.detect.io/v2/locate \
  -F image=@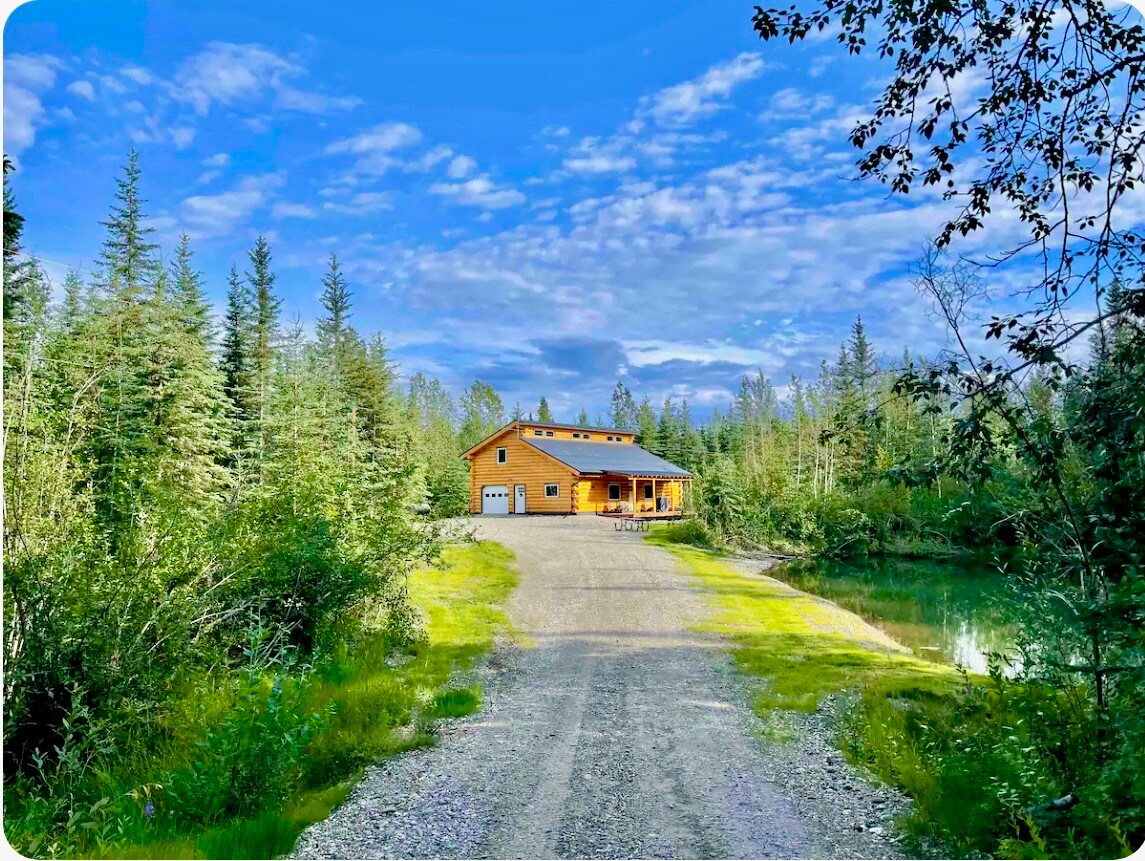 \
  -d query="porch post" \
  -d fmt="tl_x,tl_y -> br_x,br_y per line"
631,477 -> 636,513
652,477 -> 656,512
